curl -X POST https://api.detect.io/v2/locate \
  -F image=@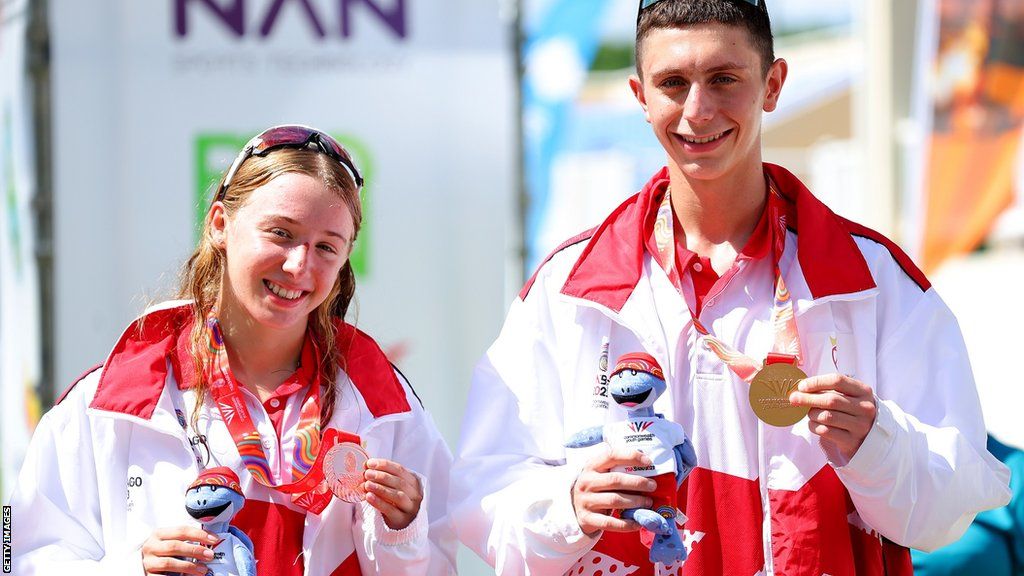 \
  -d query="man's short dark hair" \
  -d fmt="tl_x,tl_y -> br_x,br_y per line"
635,0 -> 775,77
